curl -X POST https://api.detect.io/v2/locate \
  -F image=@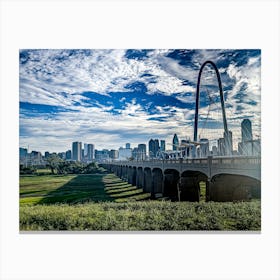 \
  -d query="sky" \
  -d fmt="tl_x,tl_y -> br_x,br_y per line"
19,49 -> 261,153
